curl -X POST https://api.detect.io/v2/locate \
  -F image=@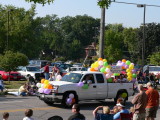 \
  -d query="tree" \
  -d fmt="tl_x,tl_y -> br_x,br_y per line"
0,51 -> 28,81
148,52 -> 160,65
